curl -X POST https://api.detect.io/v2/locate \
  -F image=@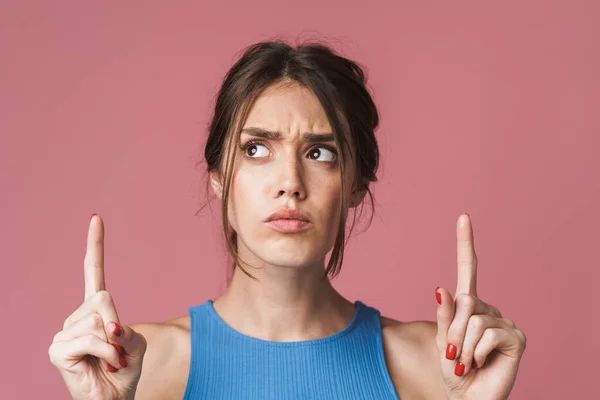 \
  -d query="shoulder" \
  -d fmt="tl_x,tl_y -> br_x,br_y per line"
129,315 -> 191,400
380,316 -> 446,400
